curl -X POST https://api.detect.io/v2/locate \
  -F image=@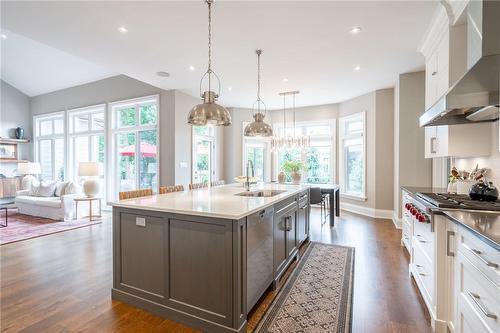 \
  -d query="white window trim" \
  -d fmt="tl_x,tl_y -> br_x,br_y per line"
67,104 -> 106,186
33,111 -> 66,181
191,126 -> 216,184
108,95 -> 160,199
339,111 -> 366,200
272,119 -> 336,184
